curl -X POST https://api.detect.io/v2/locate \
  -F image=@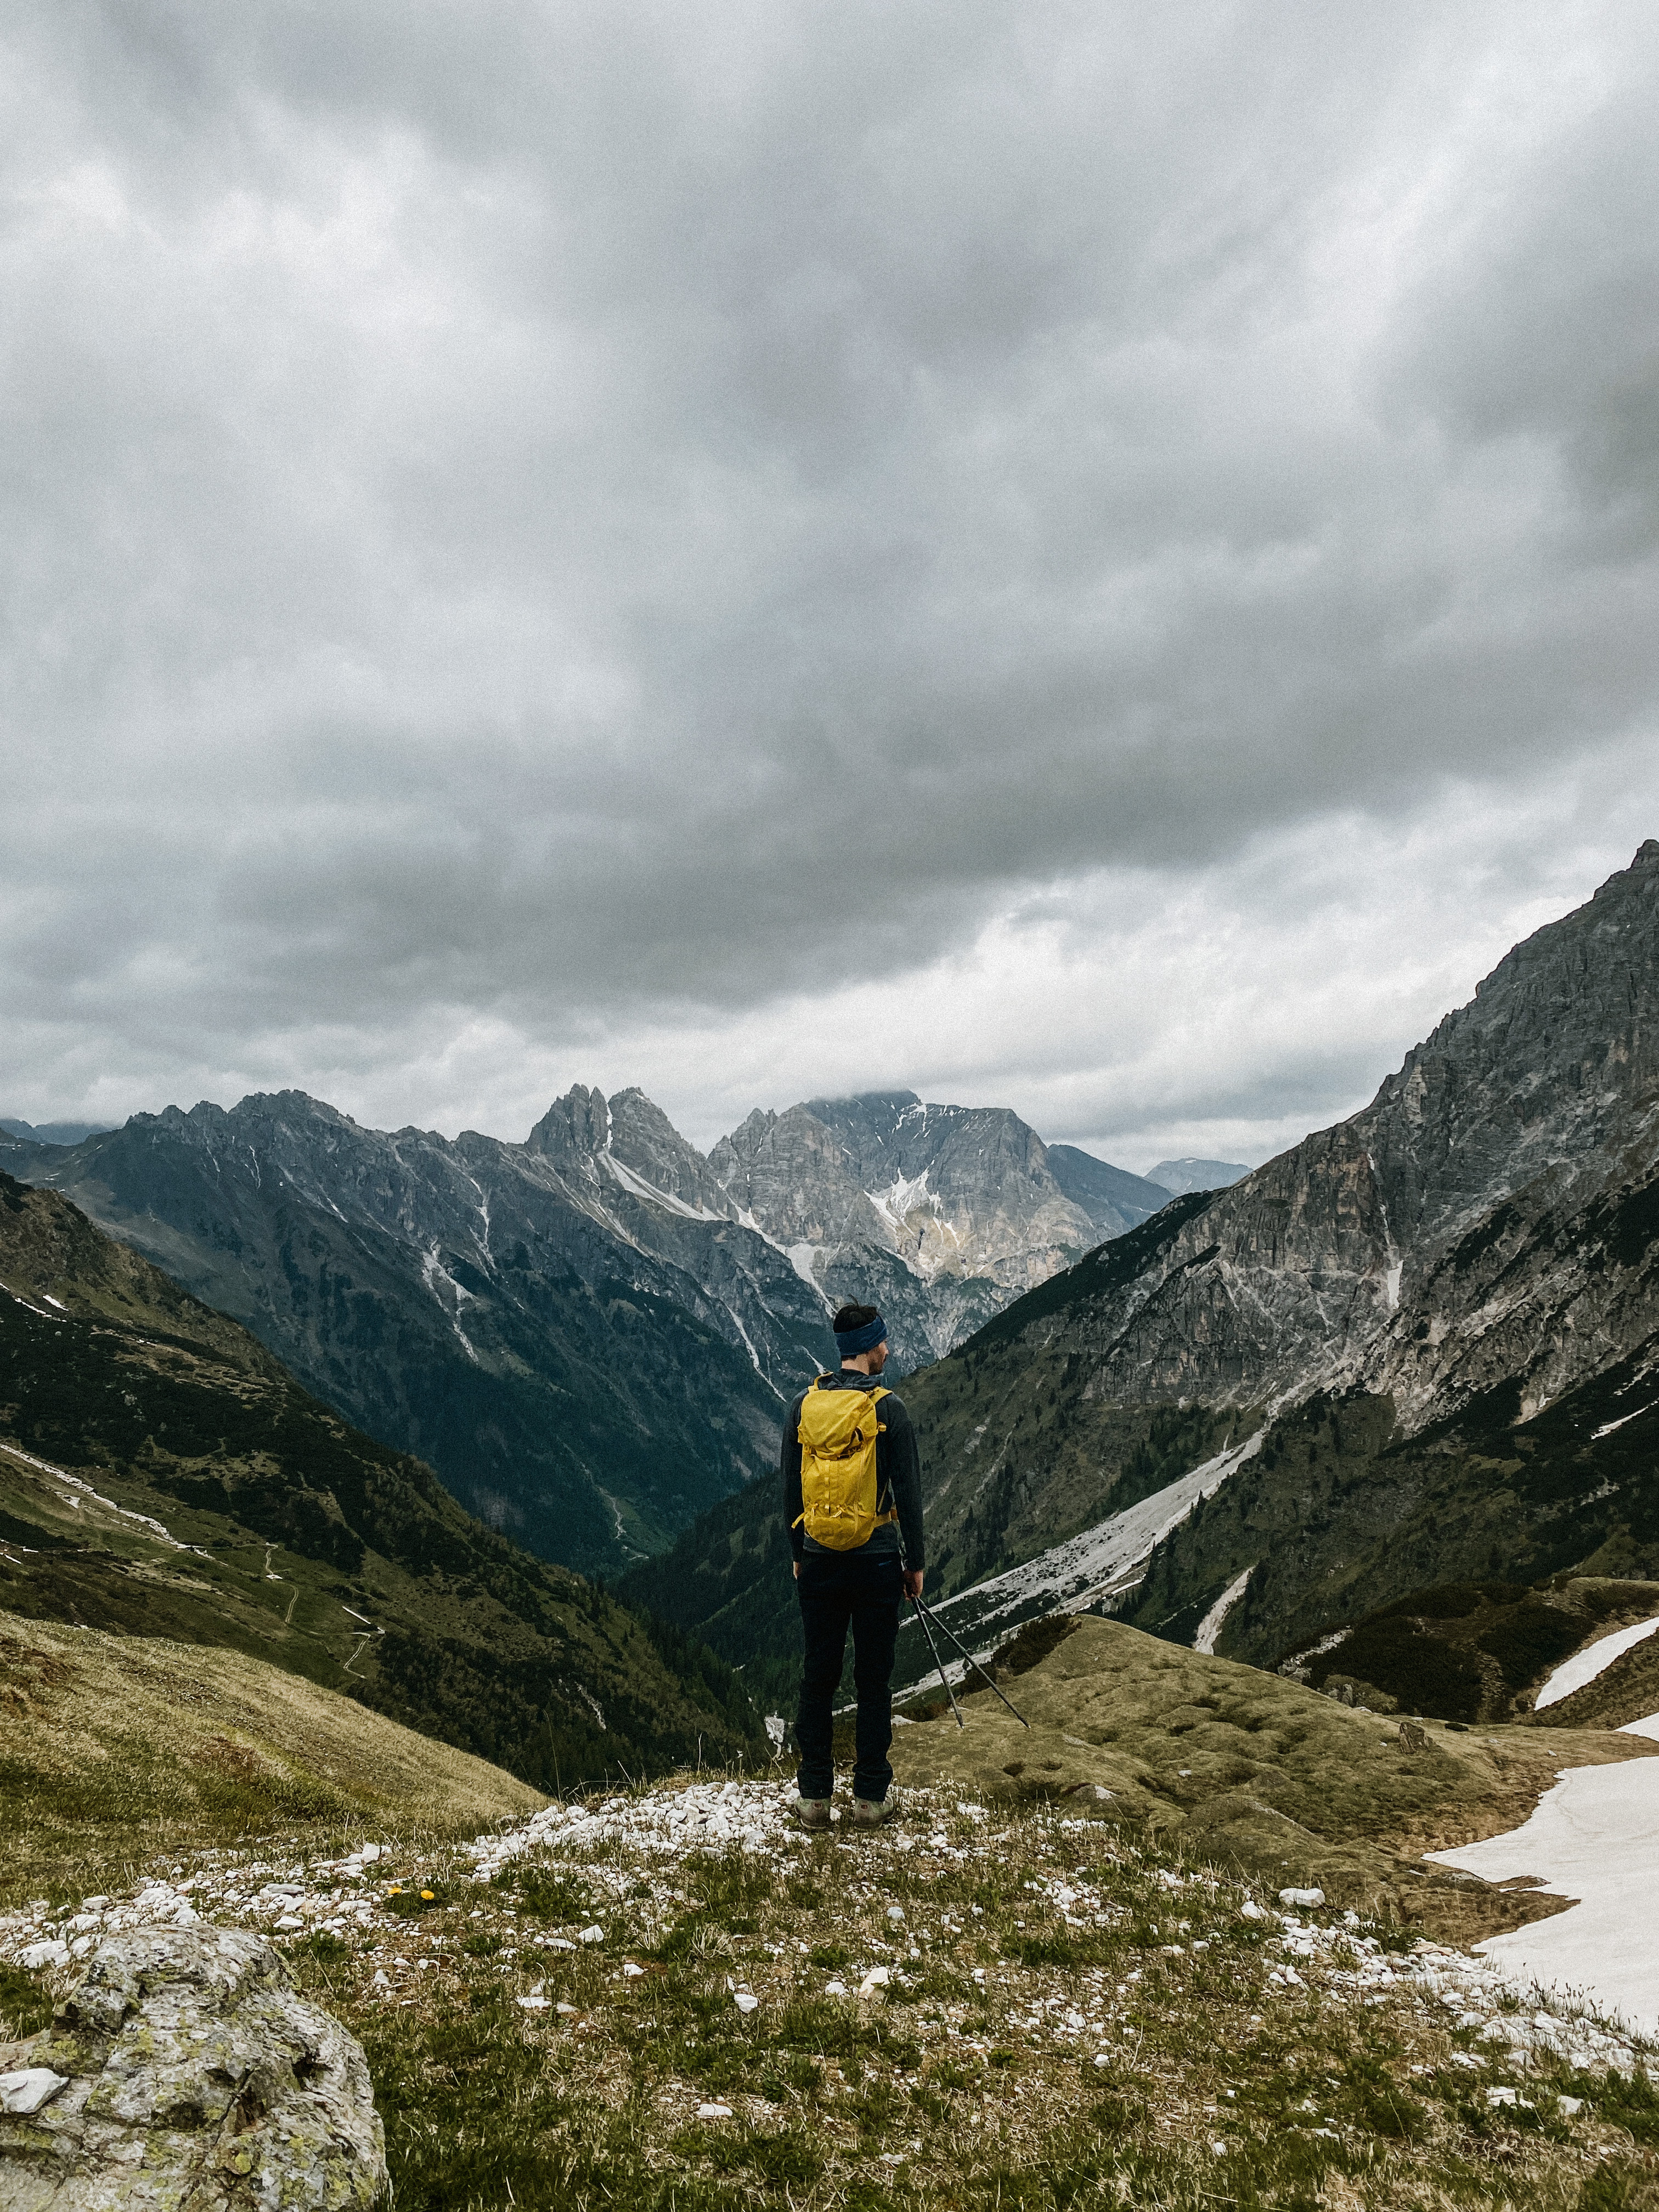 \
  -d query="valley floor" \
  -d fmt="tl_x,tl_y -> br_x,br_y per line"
5,1780 -> 1659,2210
